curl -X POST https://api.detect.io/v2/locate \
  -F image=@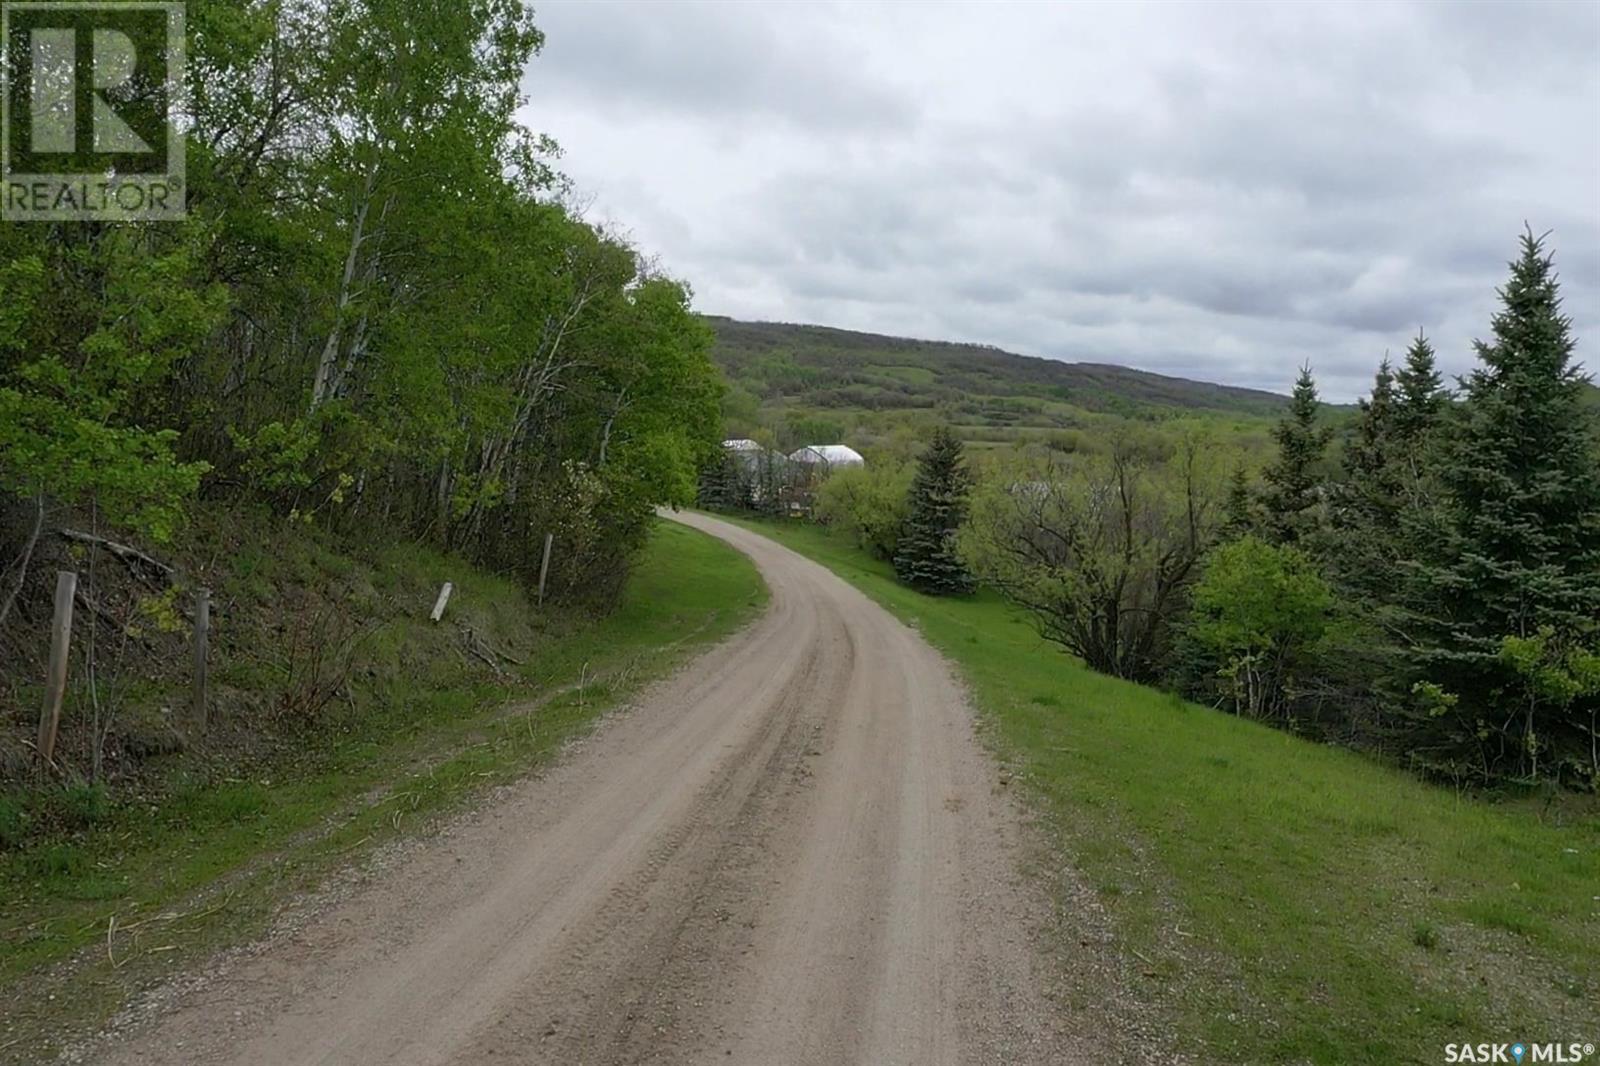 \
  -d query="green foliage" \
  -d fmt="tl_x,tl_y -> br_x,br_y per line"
0,229 -> 220,540
1405,232 -> 1600,783
708,318 -> 1293,454
1393,331 -> 1447,444
1343,358 -> 1397,485
1499,628 -> 1600,781
893,427 -> 974,594
59,783 -> 111,831
0,1 -> 725,613
1186,537 -> 1334,719
813,461 -> 912,560
1220,465 -> 1260,539
1261,364 -> 1332,545
962,435 -> 1226,679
